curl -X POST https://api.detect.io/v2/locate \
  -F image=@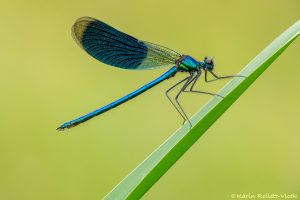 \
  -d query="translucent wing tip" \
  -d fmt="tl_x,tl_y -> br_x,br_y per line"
71,16 -> 97,48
